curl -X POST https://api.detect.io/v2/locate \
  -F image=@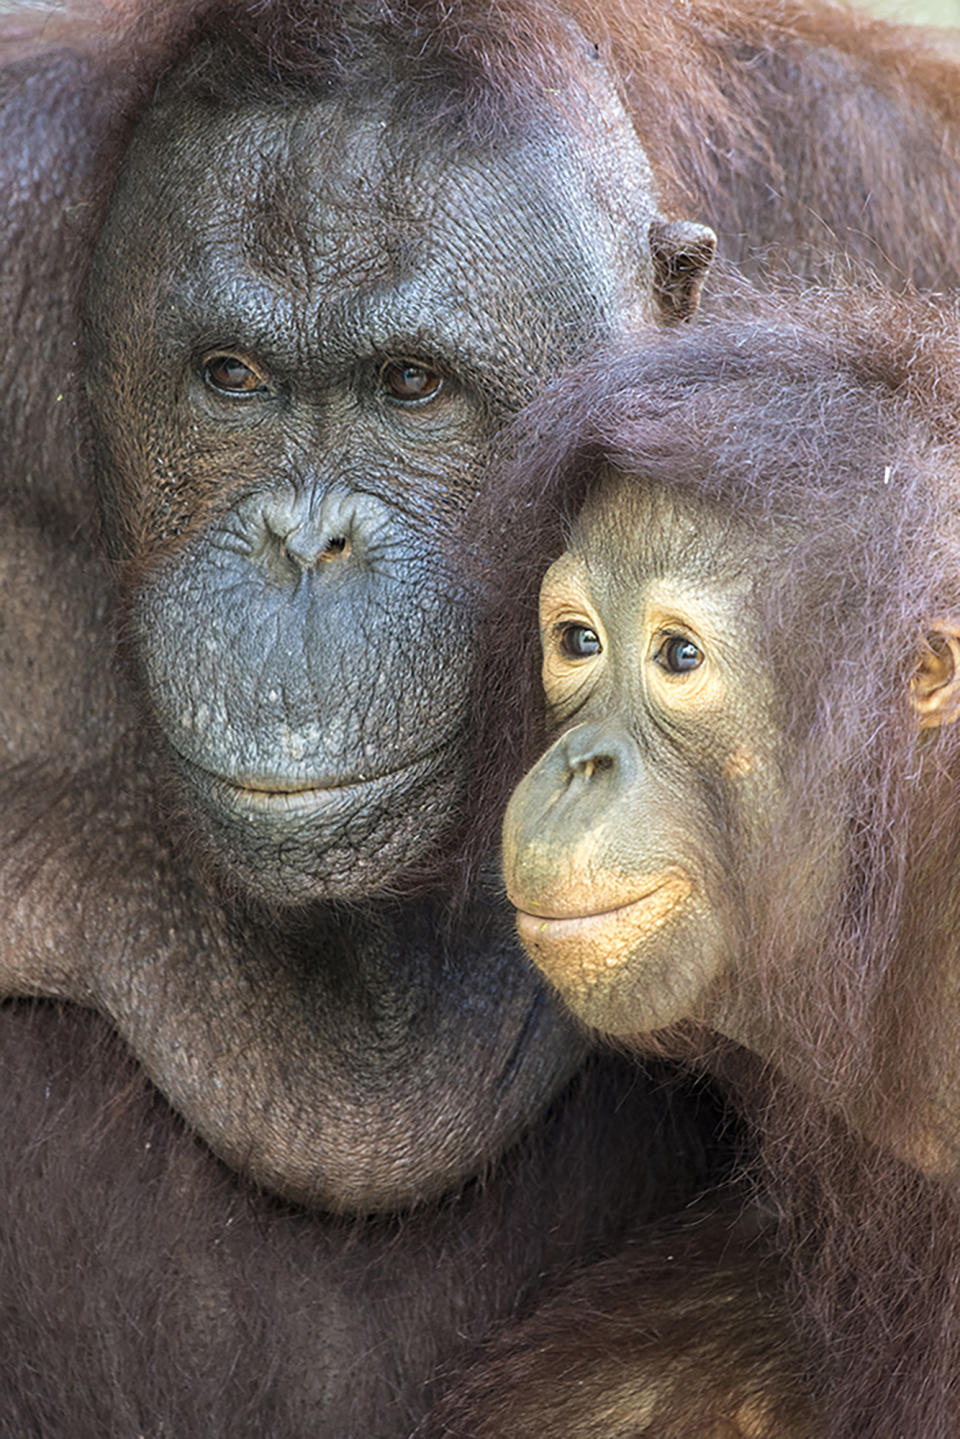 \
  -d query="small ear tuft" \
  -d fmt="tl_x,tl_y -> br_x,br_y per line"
648,219 -> 717,324
912,623 -> 960,728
